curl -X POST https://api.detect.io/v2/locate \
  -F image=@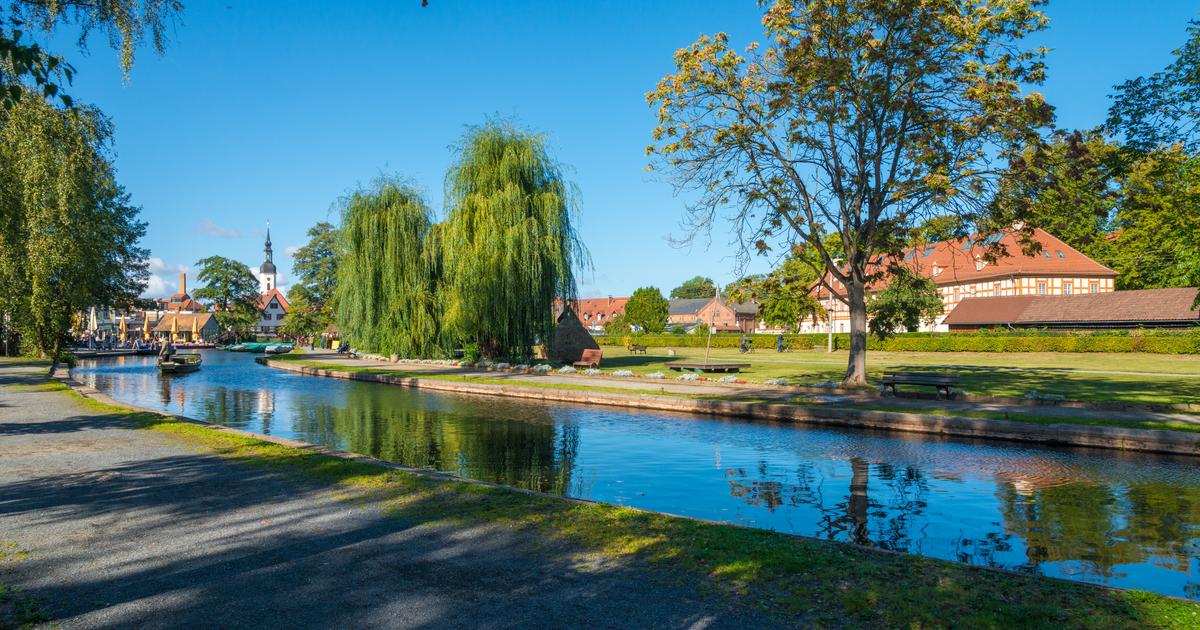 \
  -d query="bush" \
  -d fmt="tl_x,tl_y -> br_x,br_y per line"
594,329 -> 1199,354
